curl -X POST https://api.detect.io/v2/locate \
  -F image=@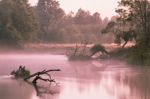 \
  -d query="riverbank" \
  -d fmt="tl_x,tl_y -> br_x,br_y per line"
109,47 -> 150,66
1,43 -> 149,66
0,43 -> 119,54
